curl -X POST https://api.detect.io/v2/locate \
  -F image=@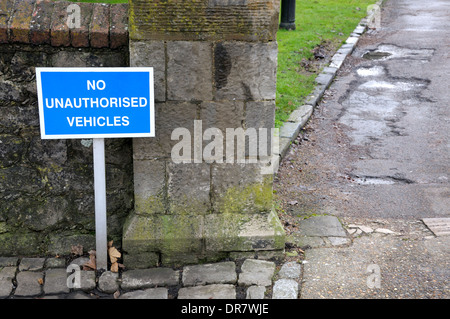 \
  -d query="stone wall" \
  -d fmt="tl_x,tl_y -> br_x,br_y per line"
0,0 -> 130,256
